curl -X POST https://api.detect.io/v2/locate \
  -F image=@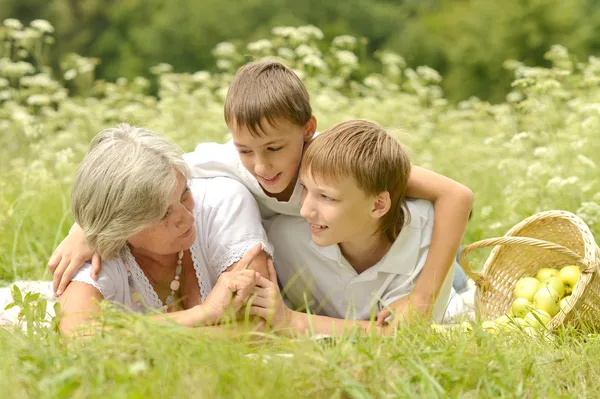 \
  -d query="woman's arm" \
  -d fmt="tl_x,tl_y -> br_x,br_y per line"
59,266 -> 261,335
